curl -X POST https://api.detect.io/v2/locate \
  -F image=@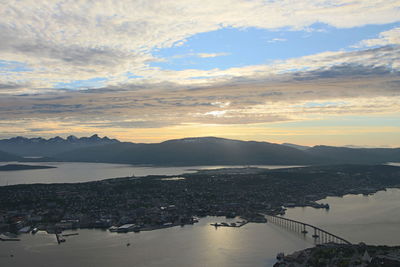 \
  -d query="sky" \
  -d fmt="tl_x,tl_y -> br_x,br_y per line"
0,0 -> 400,147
